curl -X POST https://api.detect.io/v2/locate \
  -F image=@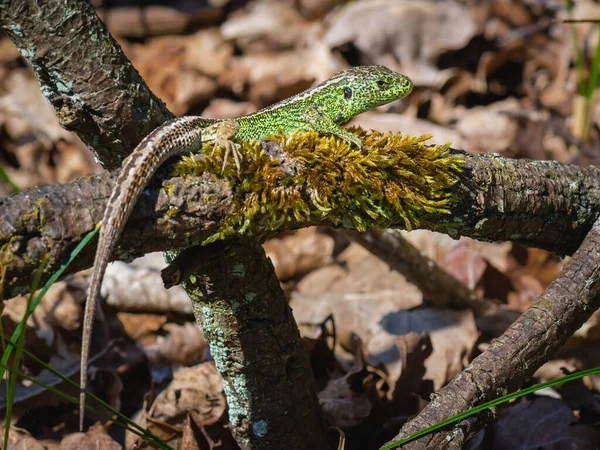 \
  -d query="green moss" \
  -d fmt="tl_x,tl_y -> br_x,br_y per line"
163,181 -> 176,197
174,128 -> 463,243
